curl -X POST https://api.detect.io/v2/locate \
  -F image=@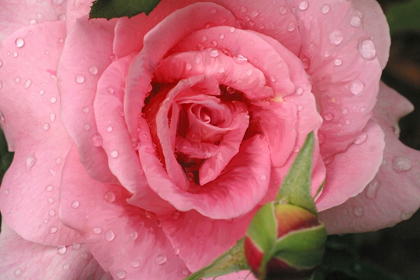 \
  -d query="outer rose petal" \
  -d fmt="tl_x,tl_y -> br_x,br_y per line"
350,0 -> 390,69
58,16 -> 119,185
204,271 -> 257,280
0,222 -> 111,280
319,83 -> 420,233
65,0 -> 93,33
0,0 -> 66,42
59,146 -> 189,280
0,22 -> 81,246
